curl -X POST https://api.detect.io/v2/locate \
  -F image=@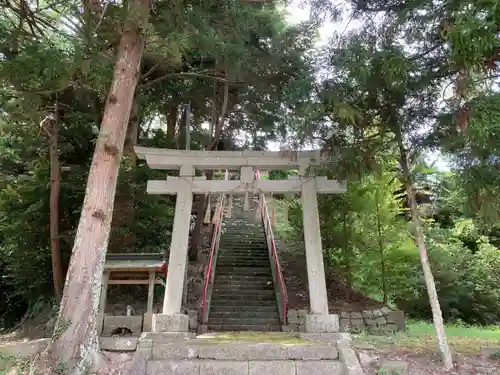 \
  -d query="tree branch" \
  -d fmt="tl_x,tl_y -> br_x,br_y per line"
140,72 -> 239,87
